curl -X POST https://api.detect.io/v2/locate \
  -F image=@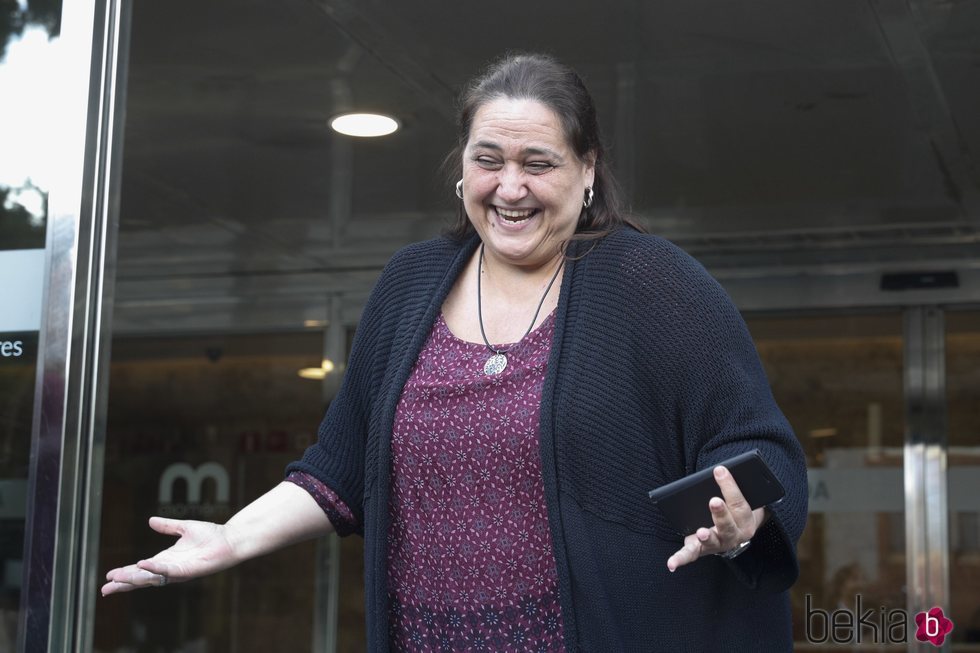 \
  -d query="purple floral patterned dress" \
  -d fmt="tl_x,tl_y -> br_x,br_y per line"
291,311 -> 565,652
